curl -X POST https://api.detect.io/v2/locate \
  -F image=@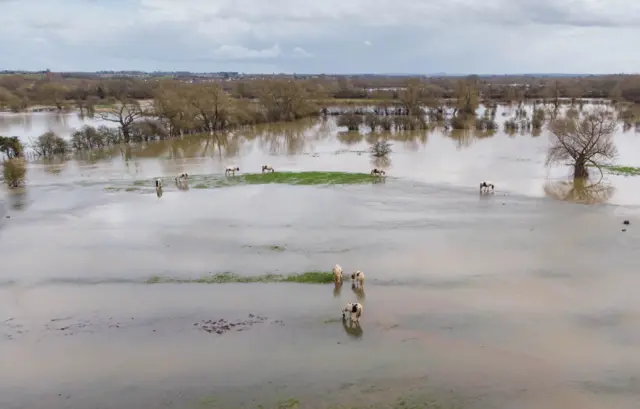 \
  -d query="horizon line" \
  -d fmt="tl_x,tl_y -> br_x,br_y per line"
0,69 -> 638,77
